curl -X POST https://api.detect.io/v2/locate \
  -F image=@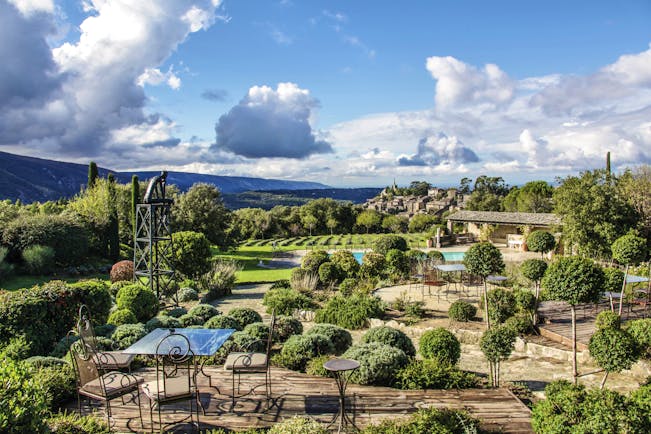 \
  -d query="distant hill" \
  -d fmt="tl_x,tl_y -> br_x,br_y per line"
0,151 -> 329,203
223,188 -> 382,210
